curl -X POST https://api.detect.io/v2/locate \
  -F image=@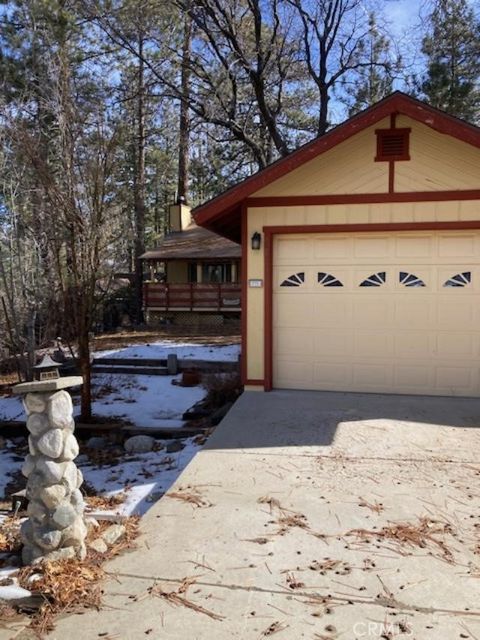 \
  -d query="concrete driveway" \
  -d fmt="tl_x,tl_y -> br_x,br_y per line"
45,391 -> 480,639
